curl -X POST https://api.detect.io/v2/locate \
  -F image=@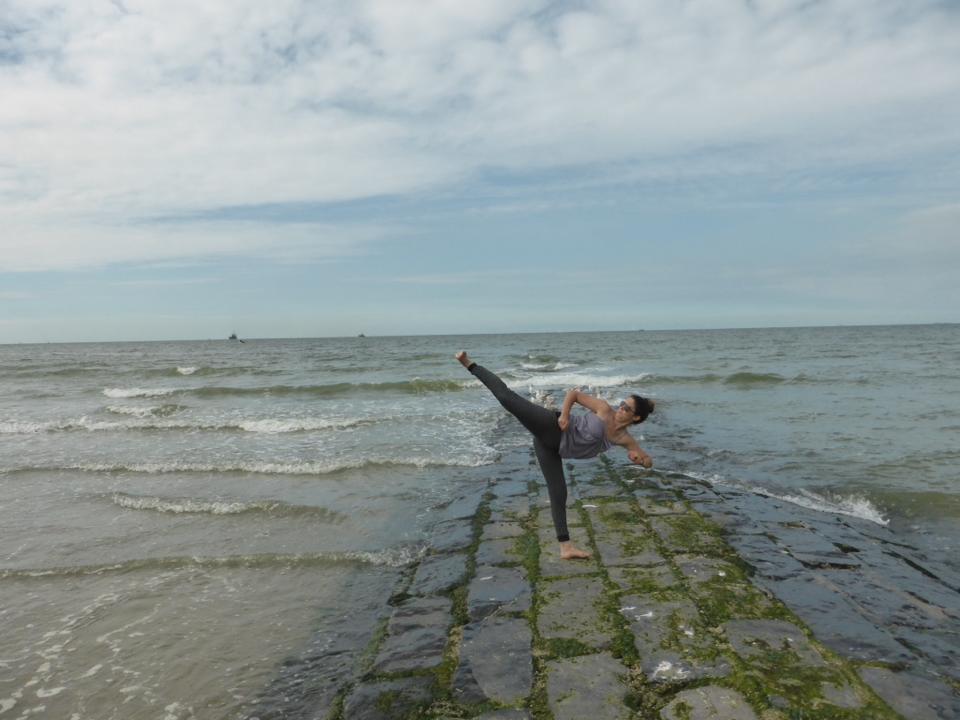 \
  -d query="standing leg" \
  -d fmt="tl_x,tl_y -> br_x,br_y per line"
533,438 -> 591,559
